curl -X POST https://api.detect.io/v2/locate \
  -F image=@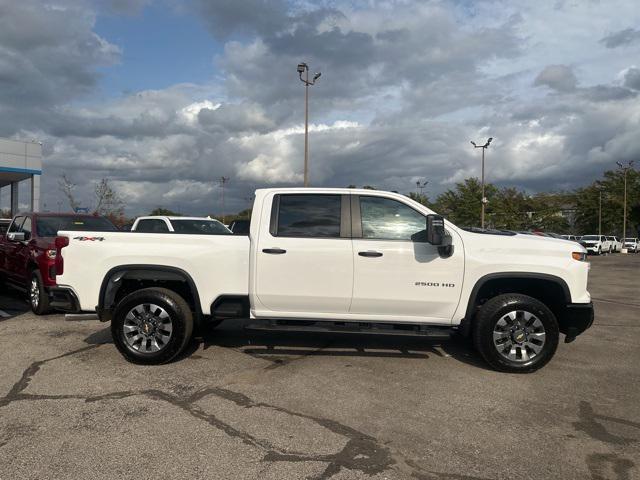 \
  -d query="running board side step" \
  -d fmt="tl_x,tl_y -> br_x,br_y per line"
244,320 -> 452,338
65,313 -> 99,321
